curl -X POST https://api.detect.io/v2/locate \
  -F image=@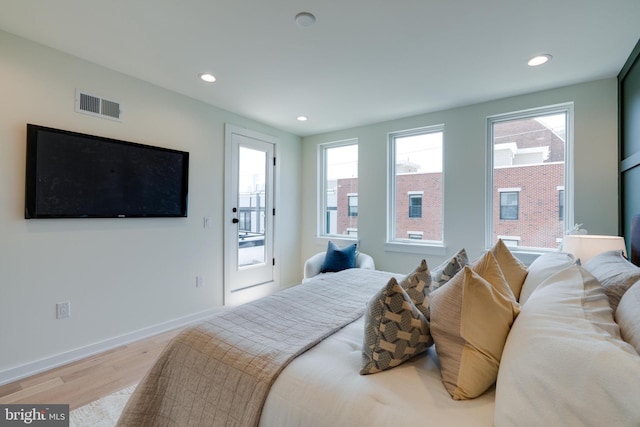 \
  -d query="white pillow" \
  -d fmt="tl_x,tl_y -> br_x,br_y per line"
495,264 -> 640,427
518,251 -> 576,305
616,280 -> 640,355
583,249 -> 640,311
